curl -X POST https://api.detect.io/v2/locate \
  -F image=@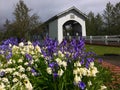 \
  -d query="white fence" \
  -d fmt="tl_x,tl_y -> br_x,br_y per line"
31,35 -> 120,46
83,35 -> 120,46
